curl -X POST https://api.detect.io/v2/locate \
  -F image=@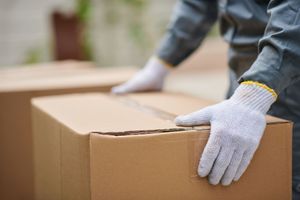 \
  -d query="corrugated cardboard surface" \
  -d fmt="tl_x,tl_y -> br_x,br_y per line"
0,61 -> 136,92
32,92 -> 292,200
90,125 -> 291,200
0,62 -> 136,200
